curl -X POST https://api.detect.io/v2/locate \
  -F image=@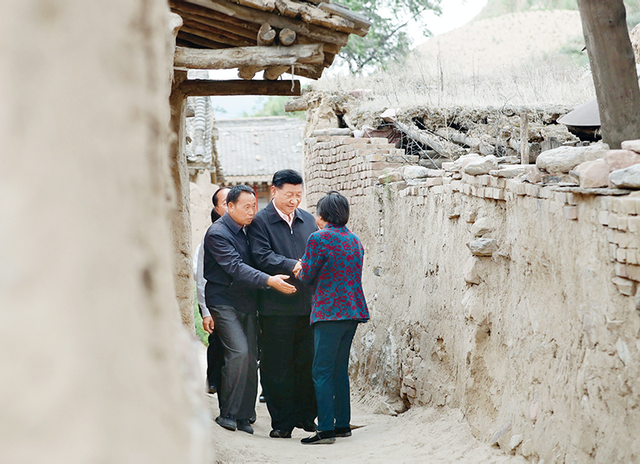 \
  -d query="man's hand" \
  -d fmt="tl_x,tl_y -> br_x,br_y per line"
202,316 -> 214,334
292,261 -> 302,278
268,274 -> 297,294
